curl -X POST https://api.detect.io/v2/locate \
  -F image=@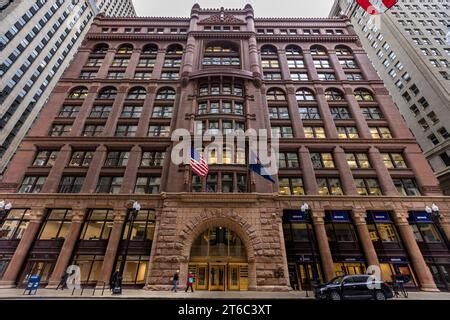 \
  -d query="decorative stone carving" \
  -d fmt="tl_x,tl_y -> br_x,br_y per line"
198,13 -> 246,25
